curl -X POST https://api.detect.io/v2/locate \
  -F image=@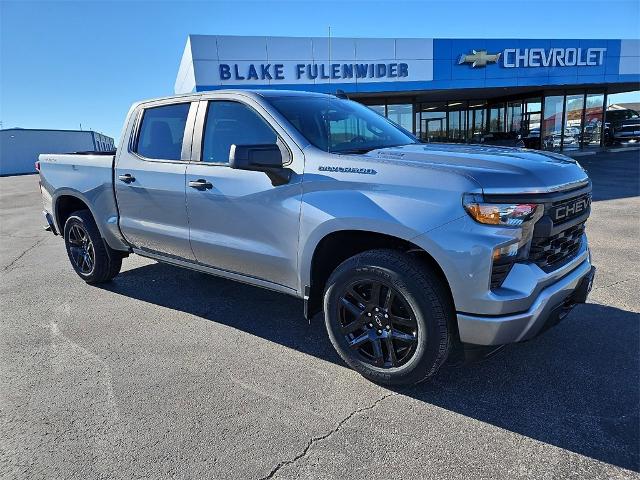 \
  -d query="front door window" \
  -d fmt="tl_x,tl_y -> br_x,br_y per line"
202,101 -> 277,164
